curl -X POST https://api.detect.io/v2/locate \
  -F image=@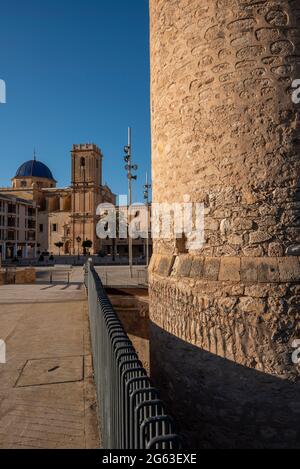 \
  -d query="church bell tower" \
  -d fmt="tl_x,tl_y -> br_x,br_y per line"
71,144 -> 103,255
